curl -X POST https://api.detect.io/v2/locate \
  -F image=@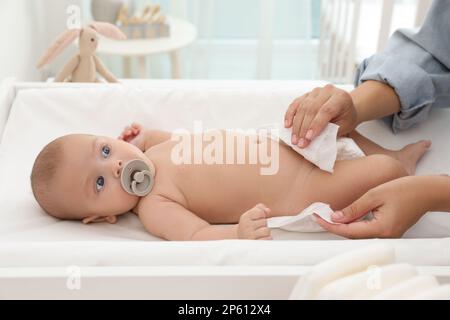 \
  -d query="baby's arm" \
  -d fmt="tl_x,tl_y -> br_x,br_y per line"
138,197 -> 272,241
119,123 -> 171,151
144,129 -> 172,150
